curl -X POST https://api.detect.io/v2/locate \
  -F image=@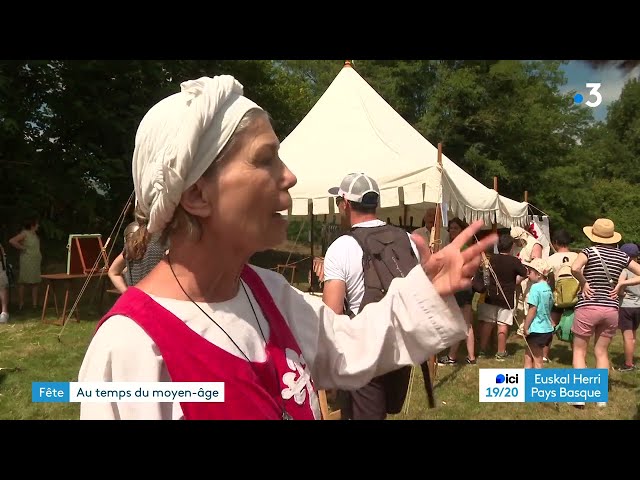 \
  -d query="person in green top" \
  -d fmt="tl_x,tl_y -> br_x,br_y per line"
438,217 -> 477,366
9,218 -> 42,311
